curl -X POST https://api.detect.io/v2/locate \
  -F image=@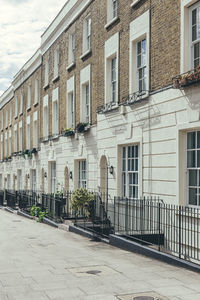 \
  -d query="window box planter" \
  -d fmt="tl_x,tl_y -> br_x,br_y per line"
22,149 -> 29,159
173,64 -> 200,88
28,148 -> 37,159
76,122 -> 90,133
63,128 -> 75,137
